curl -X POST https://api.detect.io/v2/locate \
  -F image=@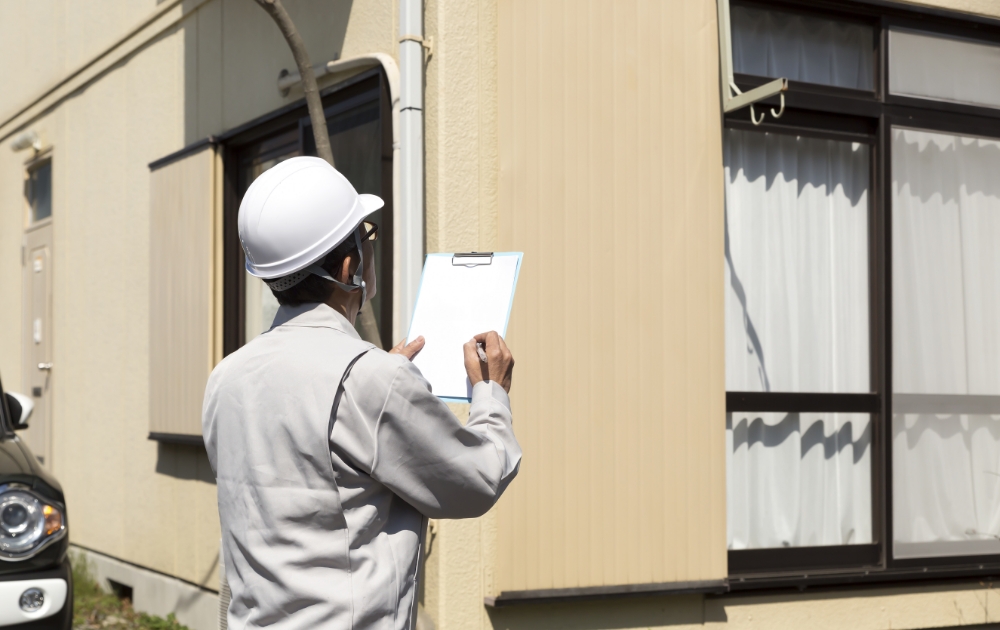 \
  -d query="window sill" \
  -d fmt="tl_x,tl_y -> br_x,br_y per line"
729,562 -> 1000,594
484,579 -> 728,607
147,432 -> 204,447
483,565 -> 1000,608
